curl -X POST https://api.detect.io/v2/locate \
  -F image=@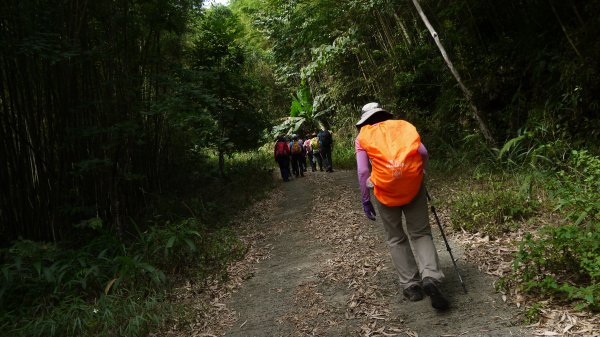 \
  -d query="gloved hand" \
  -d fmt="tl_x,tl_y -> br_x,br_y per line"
362,200 -> 376,221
